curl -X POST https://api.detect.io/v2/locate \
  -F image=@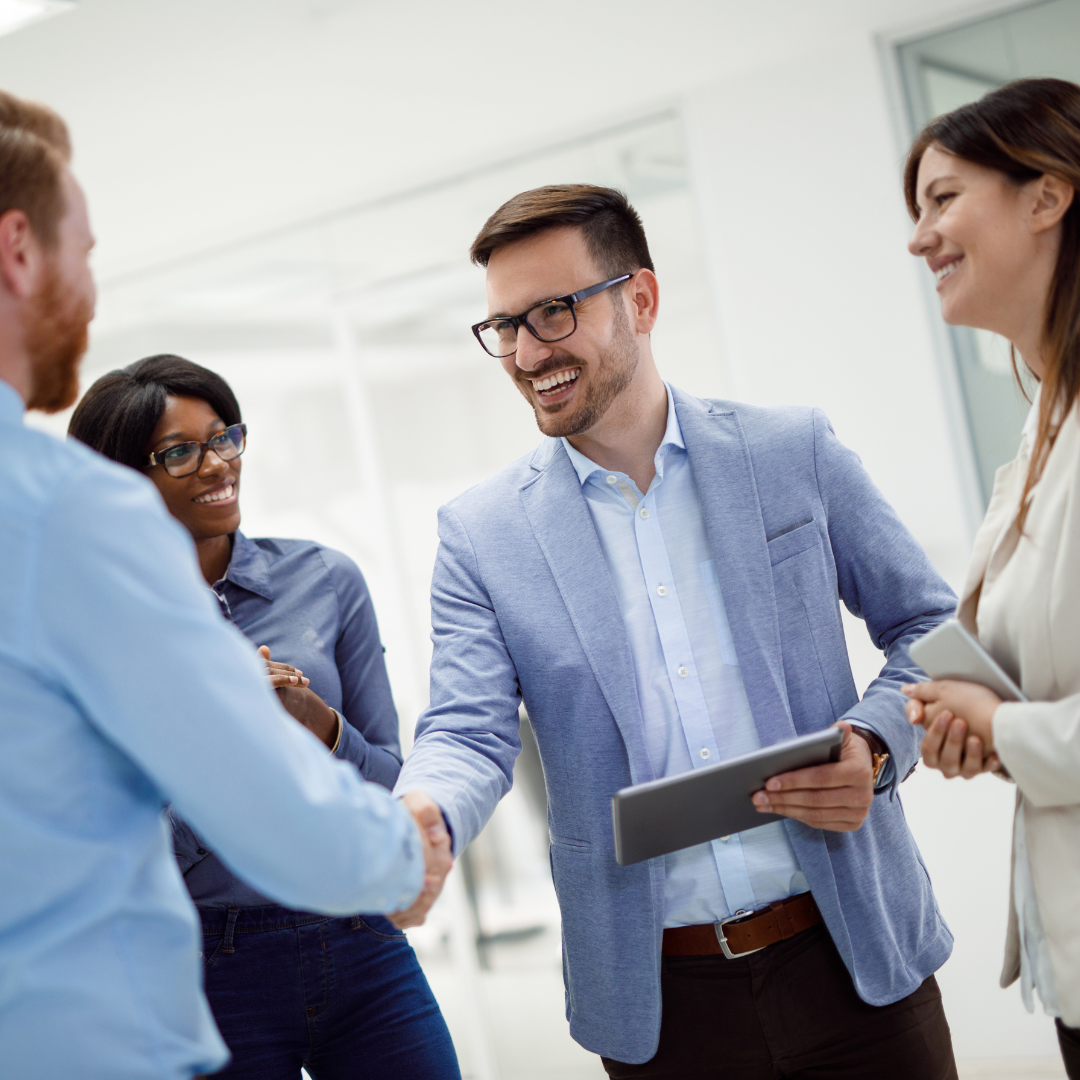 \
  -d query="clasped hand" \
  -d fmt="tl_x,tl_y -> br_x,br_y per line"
750,722 -> 875,832
902,679 -> 1002,779
389,790 -> 453,930
257,645 -> 339,749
